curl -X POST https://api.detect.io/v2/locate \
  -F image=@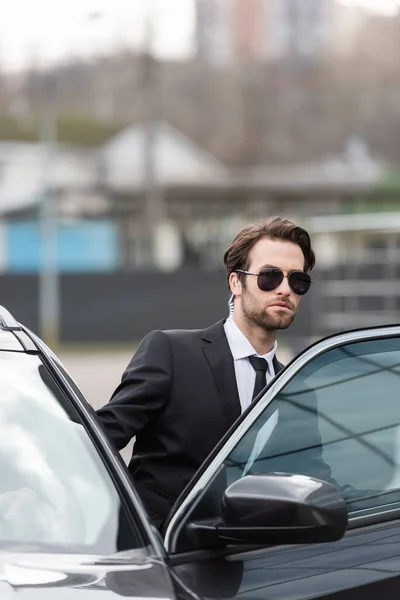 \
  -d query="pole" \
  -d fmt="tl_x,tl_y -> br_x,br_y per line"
141,1 -> 165,266
38,71 -> 60,349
